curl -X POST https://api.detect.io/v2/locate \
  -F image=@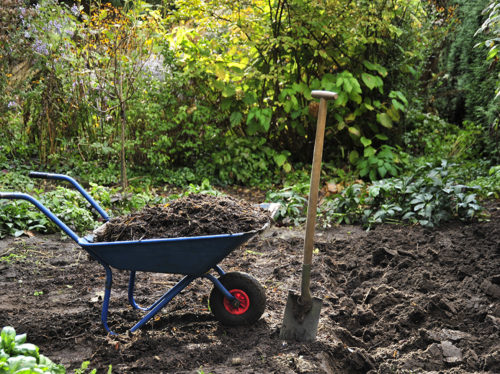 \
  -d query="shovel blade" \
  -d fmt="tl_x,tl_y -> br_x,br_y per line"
280,290 -> 322,342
